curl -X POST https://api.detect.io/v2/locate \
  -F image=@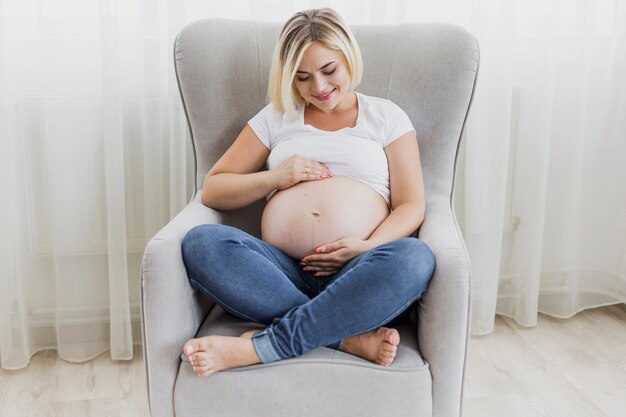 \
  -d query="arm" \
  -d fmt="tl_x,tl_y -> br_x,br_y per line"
201,124 -> 273,210
366,130 -> 425,248
202,124 -> 332,211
